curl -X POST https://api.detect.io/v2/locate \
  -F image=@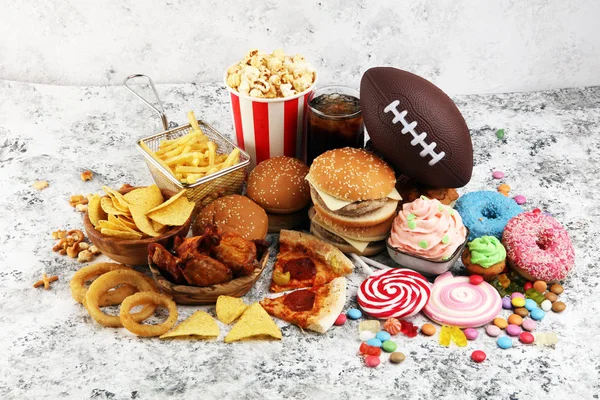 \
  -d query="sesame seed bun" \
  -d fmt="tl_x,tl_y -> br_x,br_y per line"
308,148 -> 396,202
193,195 -> 268,240
247,156 -> 310,214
